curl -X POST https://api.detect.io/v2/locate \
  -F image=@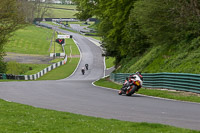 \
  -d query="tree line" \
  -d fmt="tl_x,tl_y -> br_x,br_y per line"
0,0 -> 53,73
72,0 -> 200,65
